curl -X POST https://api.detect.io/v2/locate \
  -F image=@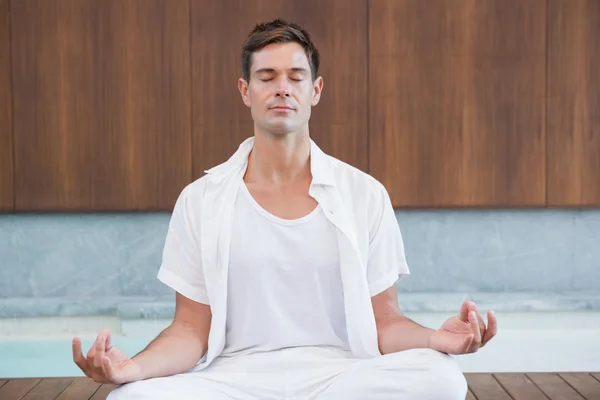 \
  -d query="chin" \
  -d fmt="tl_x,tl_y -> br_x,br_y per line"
264,121 -> 300,136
